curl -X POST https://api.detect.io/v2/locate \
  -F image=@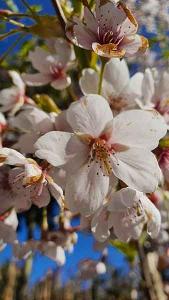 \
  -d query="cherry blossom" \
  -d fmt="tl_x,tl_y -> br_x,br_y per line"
91,187 -> 161,242
22,38 -> 75,90
0,148 -> 64,211
35,95 -> 166,215
79,58 -> 143,113
66,0 -> 148,58
10,106 -> 55,153
0,71 -> 34,116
